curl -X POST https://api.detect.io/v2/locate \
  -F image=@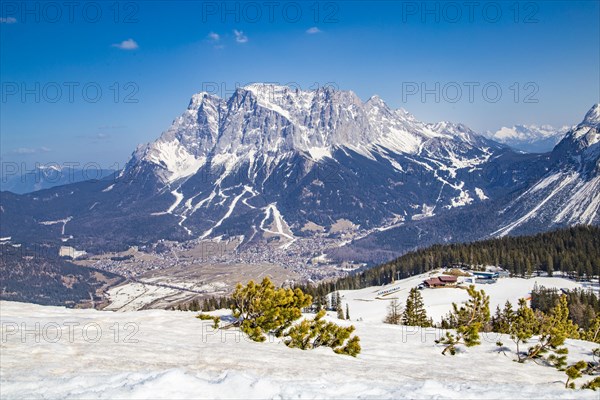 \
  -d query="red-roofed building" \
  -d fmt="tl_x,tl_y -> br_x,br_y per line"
423,275 -> 458,288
